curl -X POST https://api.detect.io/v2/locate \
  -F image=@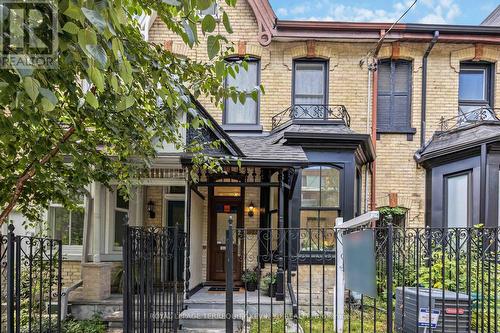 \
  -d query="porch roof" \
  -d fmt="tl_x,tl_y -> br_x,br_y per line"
415,121 -> 500,164
231,122 -> 375,165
